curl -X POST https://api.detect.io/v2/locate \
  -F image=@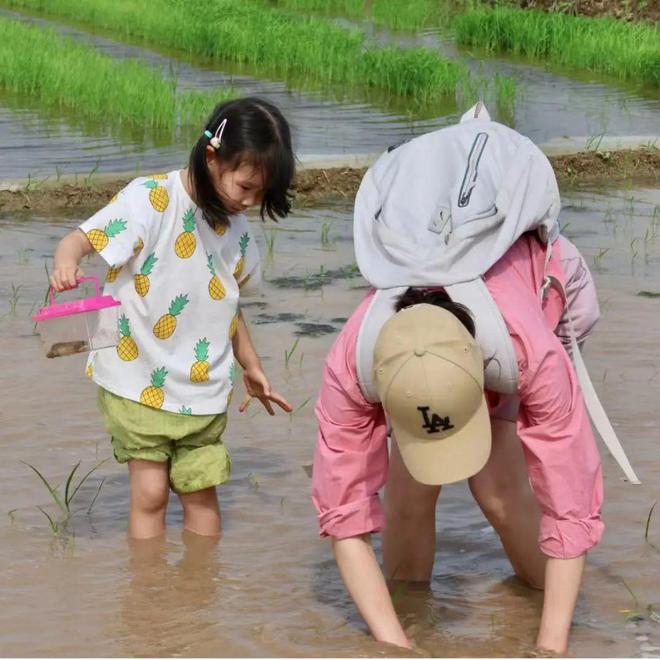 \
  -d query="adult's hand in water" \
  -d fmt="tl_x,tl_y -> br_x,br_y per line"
239,366 -> 293,416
